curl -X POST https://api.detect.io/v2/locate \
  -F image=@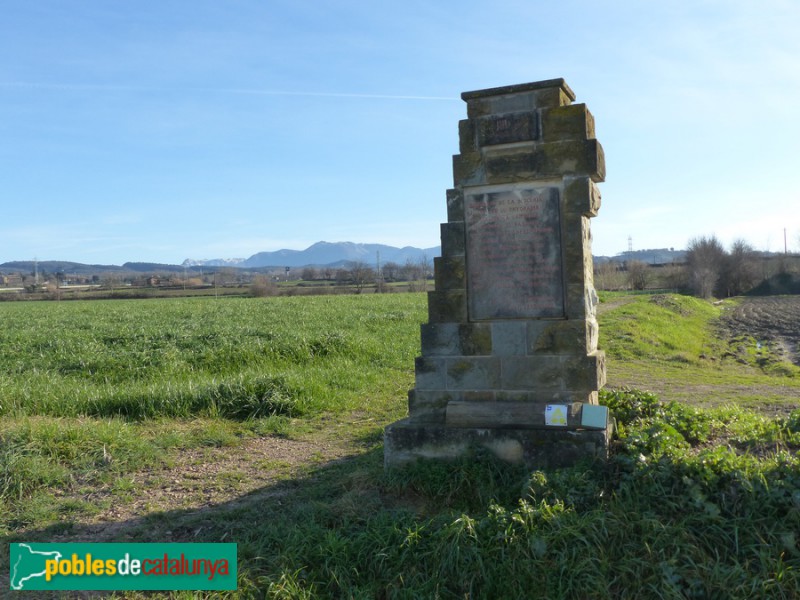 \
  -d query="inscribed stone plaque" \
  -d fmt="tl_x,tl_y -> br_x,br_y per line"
478,113 -> 538,146
466,187 -> 564,320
